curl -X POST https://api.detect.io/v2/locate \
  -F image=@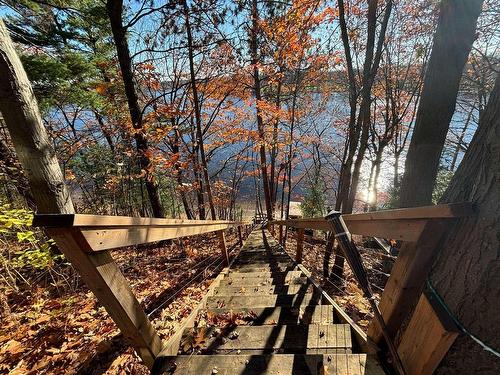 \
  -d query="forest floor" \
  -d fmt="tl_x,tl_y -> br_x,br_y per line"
0,229 -> 393,374
1,231 -> 241,375
283,231 -> 395,331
